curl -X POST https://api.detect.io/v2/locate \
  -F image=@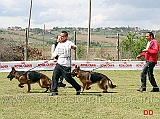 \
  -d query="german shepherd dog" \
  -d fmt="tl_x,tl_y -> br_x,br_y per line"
71,65 -> 116,93
7,67 -> 52,93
